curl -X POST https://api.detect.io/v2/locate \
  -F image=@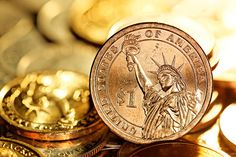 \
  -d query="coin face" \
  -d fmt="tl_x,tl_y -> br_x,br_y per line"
0,137 -> 44,157
90,22 -> 213,144
0,71 -> 102,141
